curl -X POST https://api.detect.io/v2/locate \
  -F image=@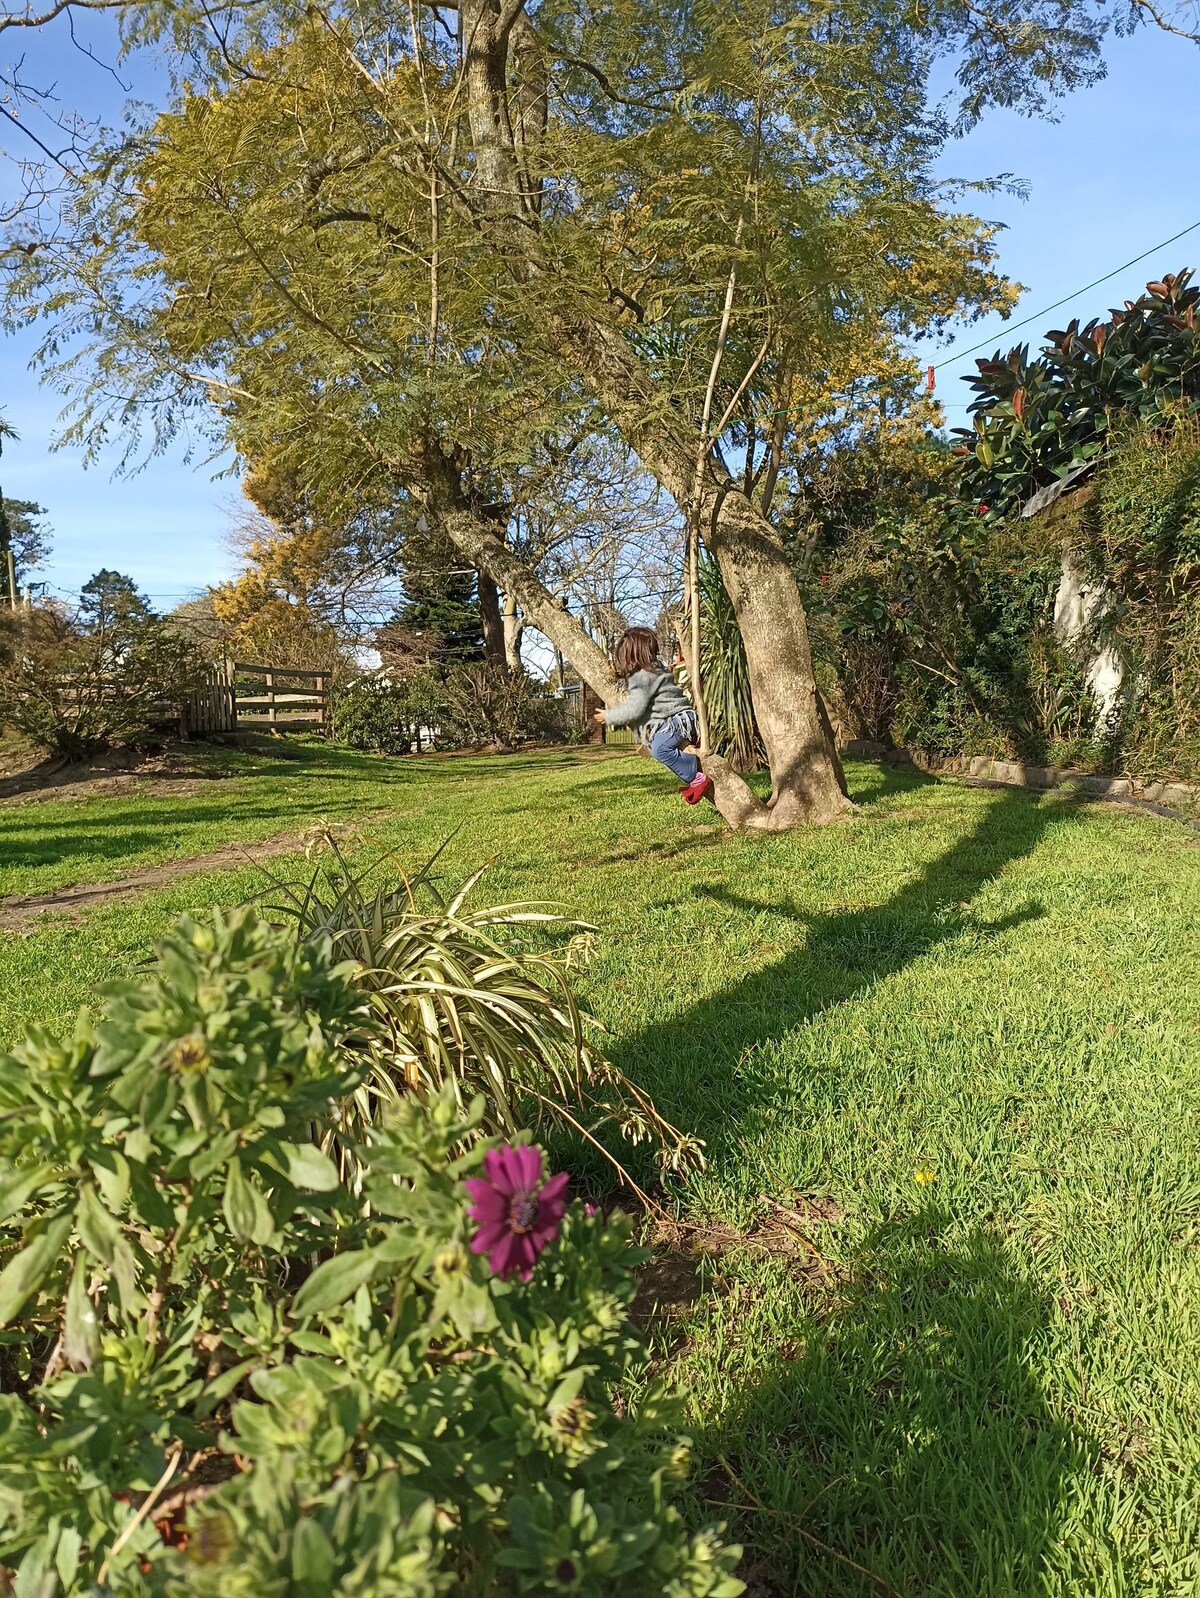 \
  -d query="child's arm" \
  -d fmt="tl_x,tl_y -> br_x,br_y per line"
602,679 -> 654,729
